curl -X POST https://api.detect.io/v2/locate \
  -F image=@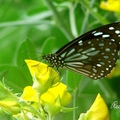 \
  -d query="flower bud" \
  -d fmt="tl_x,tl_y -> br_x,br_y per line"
0,100 -> 20,115
0,82 -> 14,100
